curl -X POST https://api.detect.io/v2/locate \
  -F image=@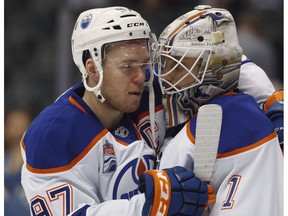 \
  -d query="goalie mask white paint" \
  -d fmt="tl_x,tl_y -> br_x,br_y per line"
71,6 -> 155,102
155,5 -> 243,127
